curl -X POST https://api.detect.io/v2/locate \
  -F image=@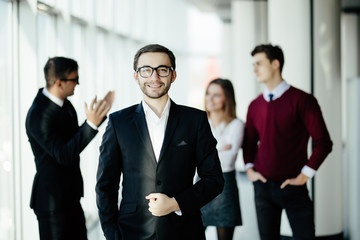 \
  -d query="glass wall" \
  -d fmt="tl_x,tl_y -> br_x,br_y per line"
37,12 -> 56,86
2,0 -> 358,239
0,1 -> 15,239
1,0 -> 223,239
